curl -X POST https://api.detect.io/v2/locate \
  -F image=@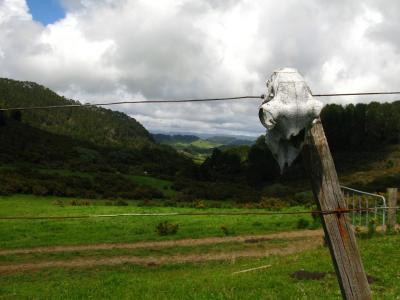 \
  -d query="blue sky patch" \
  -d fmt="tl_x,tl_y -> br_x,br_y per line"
26,0 -> 66,25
